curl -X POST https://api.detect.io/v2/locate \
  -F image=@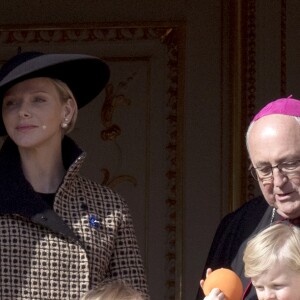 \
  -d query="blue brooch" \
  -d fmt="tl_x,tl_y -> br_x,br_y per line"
89,215 -> 101,229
